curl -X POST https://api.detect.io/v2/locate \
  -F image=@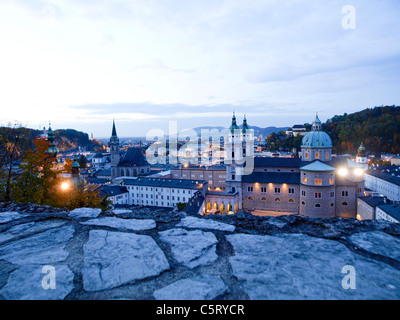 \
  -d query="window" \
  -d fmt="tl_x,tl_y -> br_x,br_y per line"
232,174 -> 235,180
315,203 -> 321,208
289,188 -> 295,194
261,197 -> 267,201
342,202 -> 348,206
305,153 -> 309,158
326,152 -> 329,159
289,199 -> 294,203
357,187 -> 362,193
261,187 -> 267,193
330,191 -> 335,198
302,201 -> 306,206
248,196 -> 253,200
315,179 -> 322,185
301,190 -> 306,197
275,187 -> 281,194
329,178 -> 334,185
302,177 -> 307,184
342,191 -> 349,197
316,152 -> 320,159
275,198 -> 280,202
315,192 -> 322,199
248,186 -> 253,192
330,203 -> 334,207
